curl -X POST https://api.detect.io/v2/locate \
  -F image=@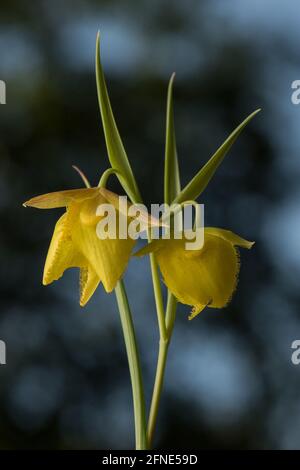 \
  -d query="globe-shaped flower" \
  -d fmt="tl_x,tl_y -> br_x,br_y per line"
135,228 -> 254,319
24,187 -> 137,306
